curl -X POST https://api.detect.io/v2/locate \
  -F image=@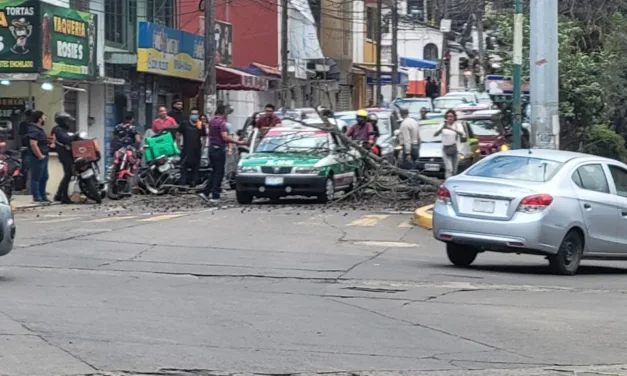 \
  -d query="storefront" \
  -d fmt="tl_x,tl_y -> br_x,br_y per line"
0,0 -> 99,191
